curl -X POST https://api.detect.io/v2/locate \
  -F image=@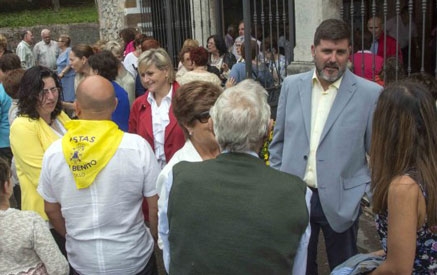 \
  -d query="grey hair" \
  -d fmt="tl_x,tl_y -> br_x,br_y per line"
41,29 -> 50,36
210,79 -> 271,152
103,40 -> 123,58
